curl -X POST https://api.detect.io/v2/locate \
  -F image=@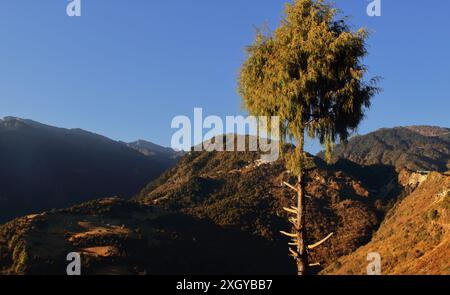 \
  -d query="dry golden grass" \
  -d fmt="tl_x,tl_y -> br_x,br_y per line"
81,246 -> 120,258
68,221 -> 132,242
322,172 -> 450,275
